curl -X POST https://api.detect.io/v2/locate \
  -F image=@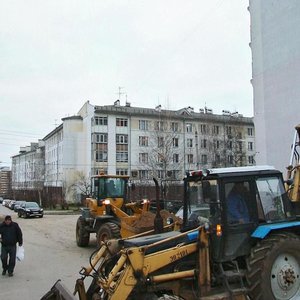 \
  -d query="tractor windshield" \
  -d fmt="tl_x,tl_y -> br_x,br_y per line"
92,177 -> 128,200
